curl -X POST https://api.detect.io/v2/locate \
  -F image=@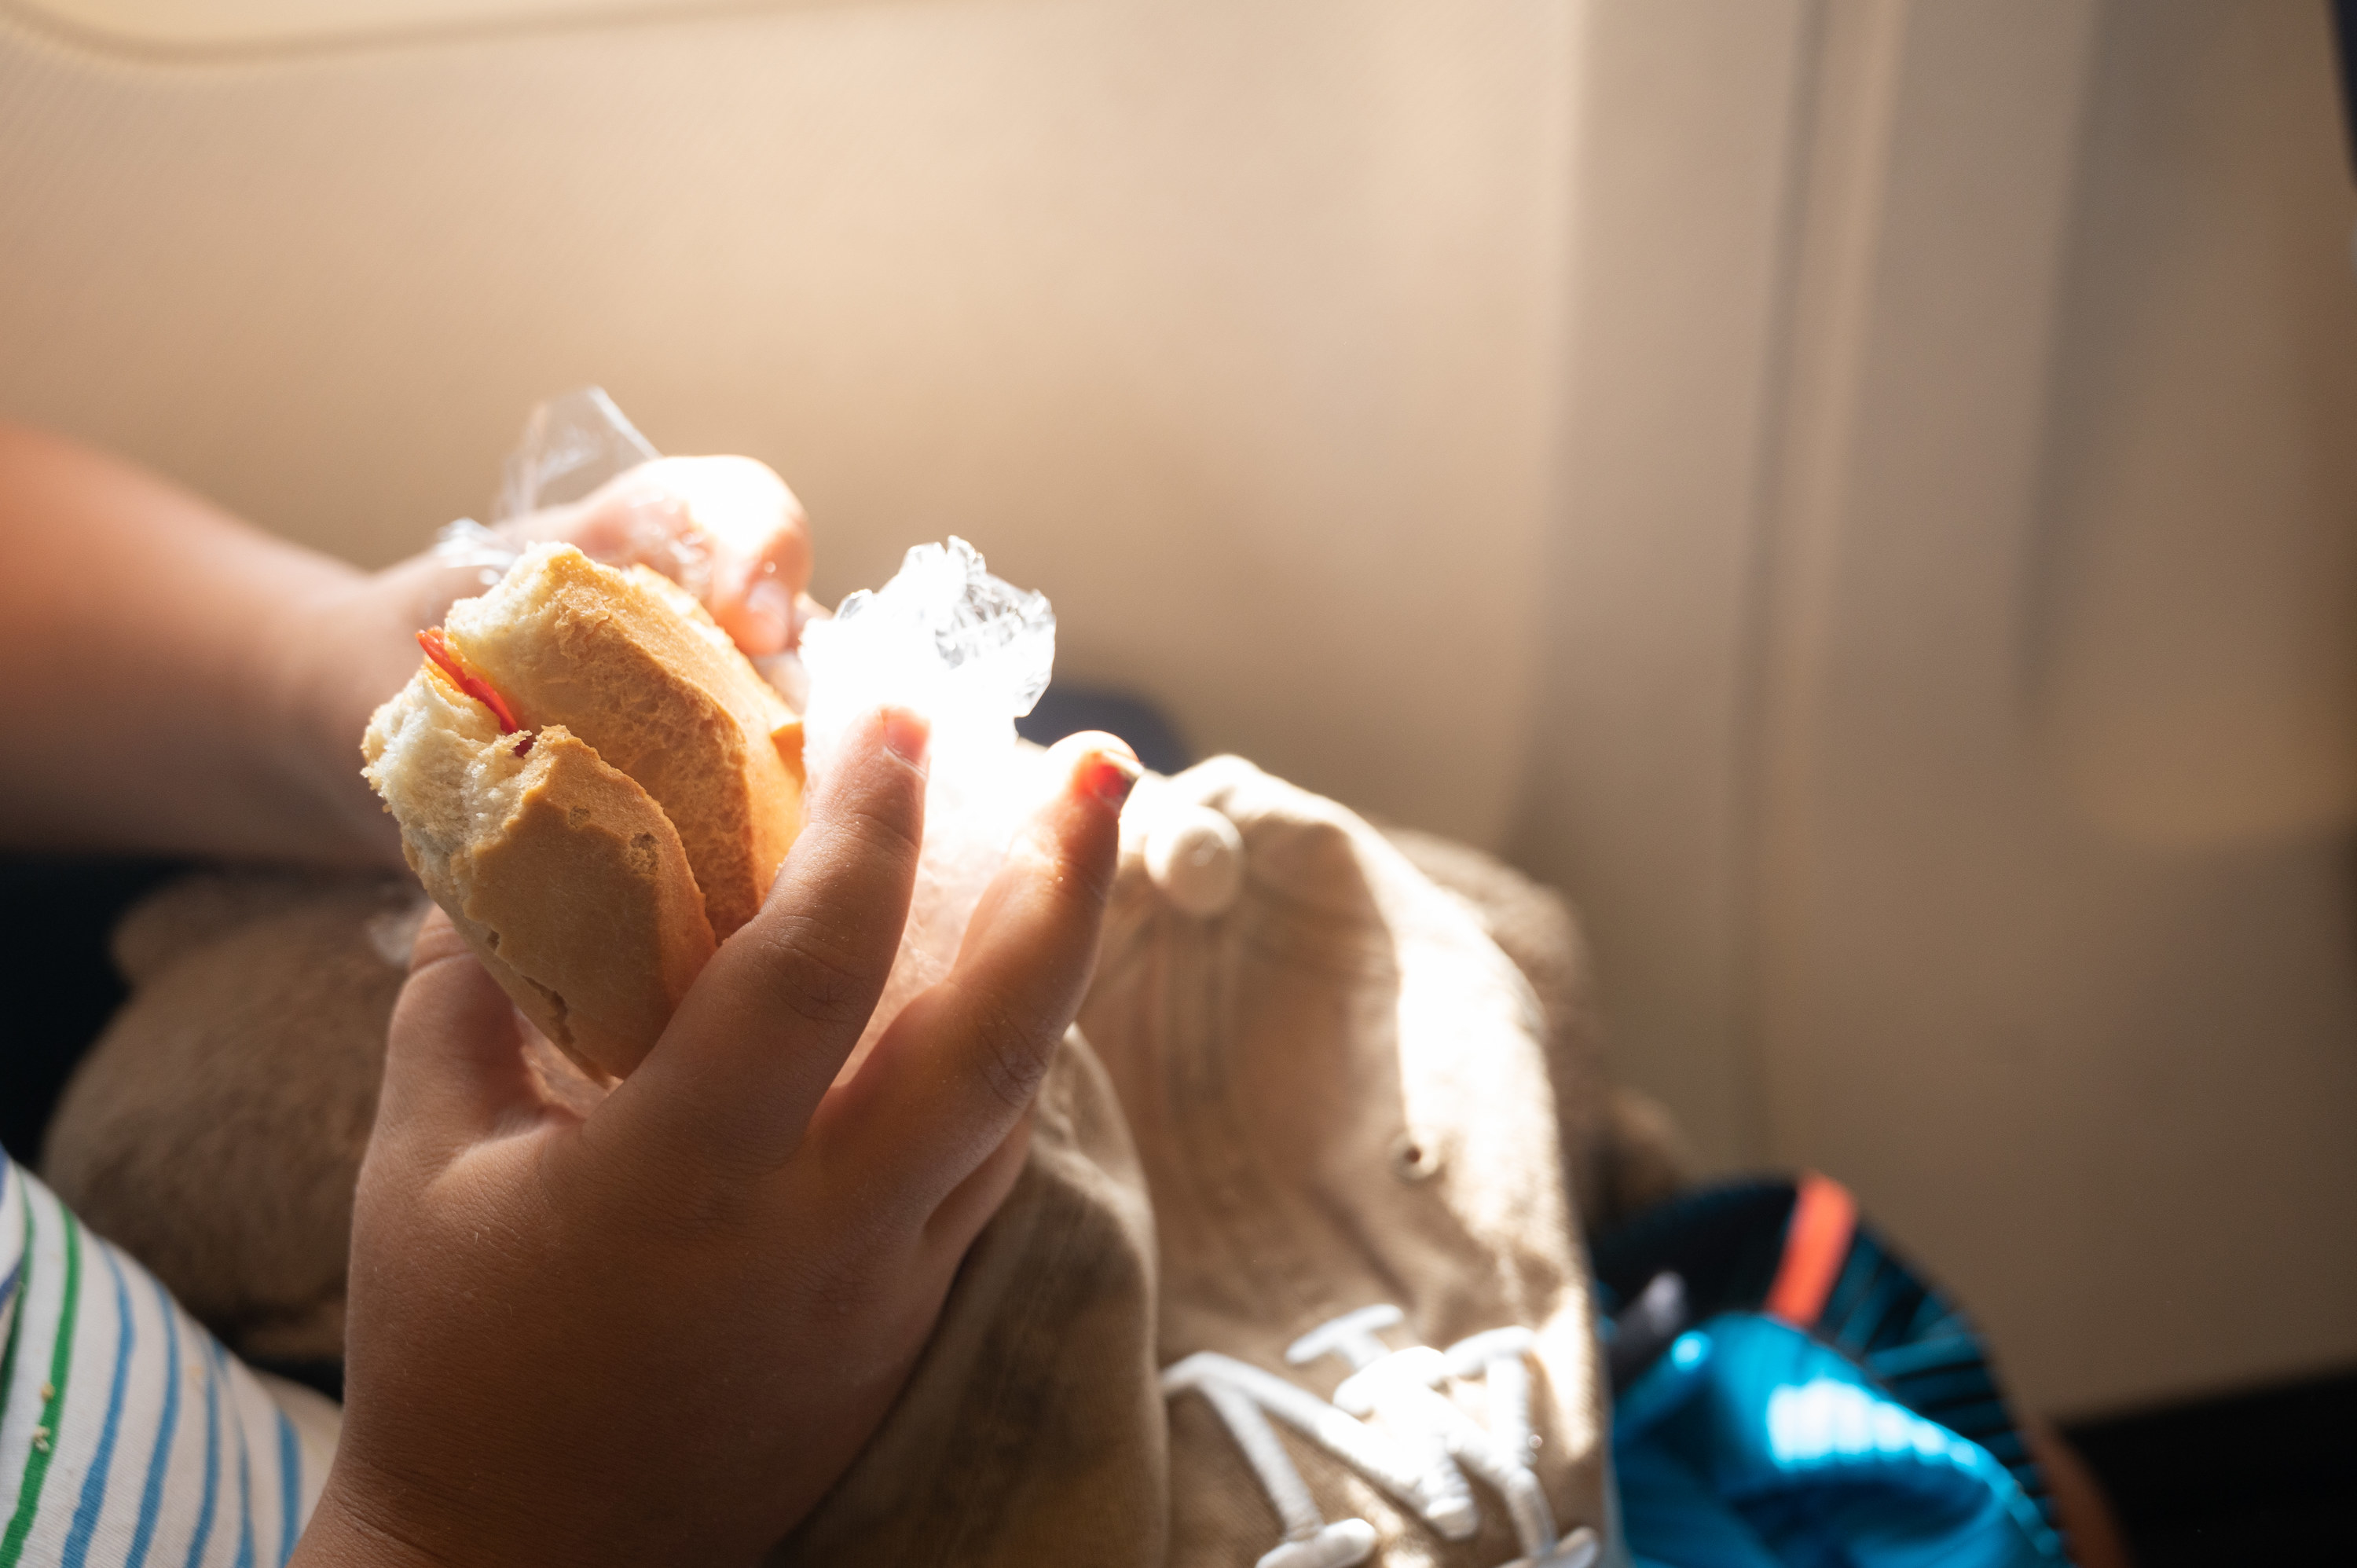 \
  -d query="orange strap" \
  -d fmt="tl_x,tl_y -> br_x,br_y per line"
1763,1173 -> 1857,1329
